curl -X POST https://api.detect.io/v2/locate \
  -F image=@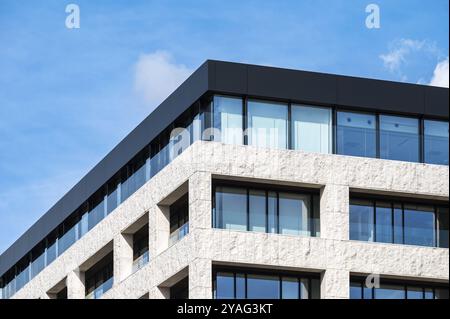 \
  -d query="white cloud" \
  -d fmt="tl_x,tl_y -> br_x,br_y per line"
133,51 -> 192,107
429,57 -> 449,88
379,39 -> 427,73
